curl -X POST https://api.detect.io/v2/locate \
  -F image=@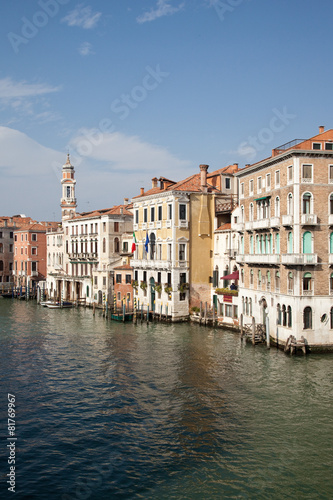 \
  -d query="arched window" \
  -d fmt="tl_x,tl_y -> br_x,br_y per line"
282,305 -> 287,326
267,270 -> 271,290
258,270 -> 262,288
302,231 -> 312,254
288,231 -> 293,254
287,193 -> 293,215
265,234 -> 269,254
103,238 -> 106,253
287,306 -> 292,328
304,307 -> 312,329
302,192 -> 312,214
241,269 -> 244,284
241,205 -> 245,223
0,260 -> 3,271
0,243 -> 3,253
245,297 -> 249,315
269,234 -> 273,254
303,272 -> 312,293
275,197 -> 280,217
277,304 -> 281,325
330,194 -> 333,215
330,273 -> 333,294
249,203 -> 254,221
275,271 -> 280,290
250,235 -> 253,254
261,235 -> 265,254
256,234 -> 260,254
330,233 -> 333,254
331,307 -> 333,329
240,236 -> 244,254
249,298 -> 252,316
242,297 -> 245,314
250,269 -> 254,286
288,272 -> 293,292
114,238 -> 119,253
